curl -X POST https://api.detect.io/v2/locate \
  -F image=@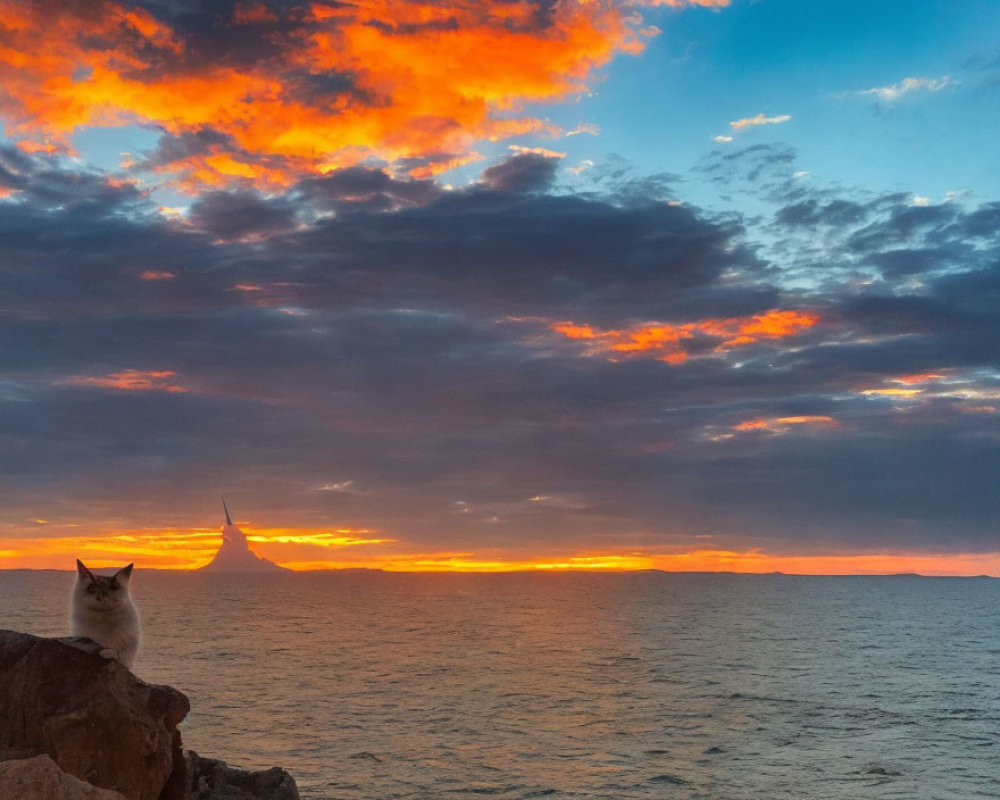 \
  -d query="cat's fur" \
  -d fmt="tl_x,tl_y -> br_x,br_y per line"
70,560 -> 141,669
